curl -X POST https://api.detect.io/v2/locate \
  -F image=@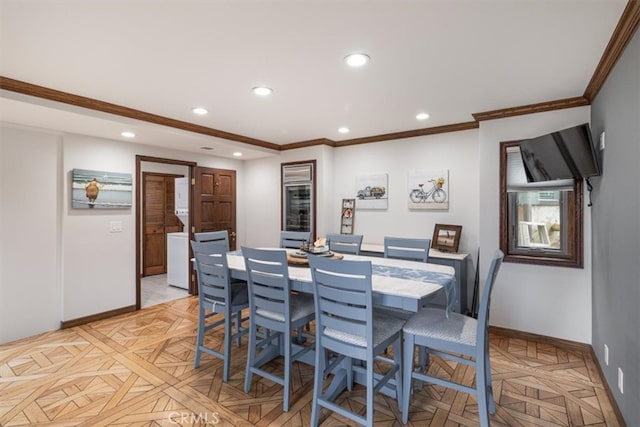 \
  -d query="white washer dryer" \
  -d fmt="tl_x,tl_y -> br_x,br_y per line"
167,232 -> 189,289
